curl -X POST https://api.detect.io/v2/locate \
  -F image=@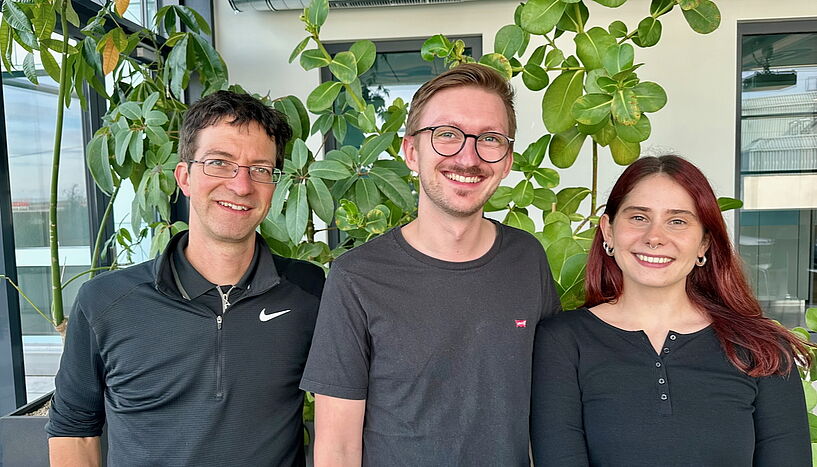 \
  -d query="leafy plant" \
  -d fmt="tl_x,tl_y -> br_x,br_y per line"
791,307 -> 817,463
